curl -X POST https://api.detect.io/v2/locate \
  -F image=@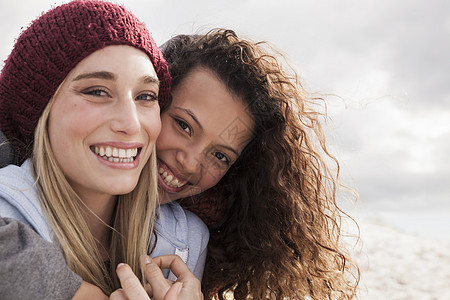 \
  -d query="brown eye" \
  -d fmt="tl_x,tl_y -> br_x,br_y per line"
213,152 -> 230,165
176,118 -> 191,135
